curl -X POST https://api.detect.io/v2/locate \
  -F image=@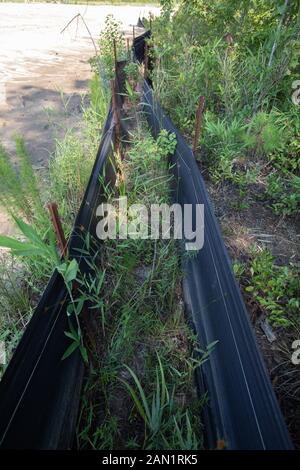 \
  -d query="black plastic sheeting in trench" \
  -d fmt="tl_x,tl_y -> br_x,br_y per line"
0,39 -> 294,449
0,69 -> 125,449
134,32 -> 293,450
142,80 -> 293,450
